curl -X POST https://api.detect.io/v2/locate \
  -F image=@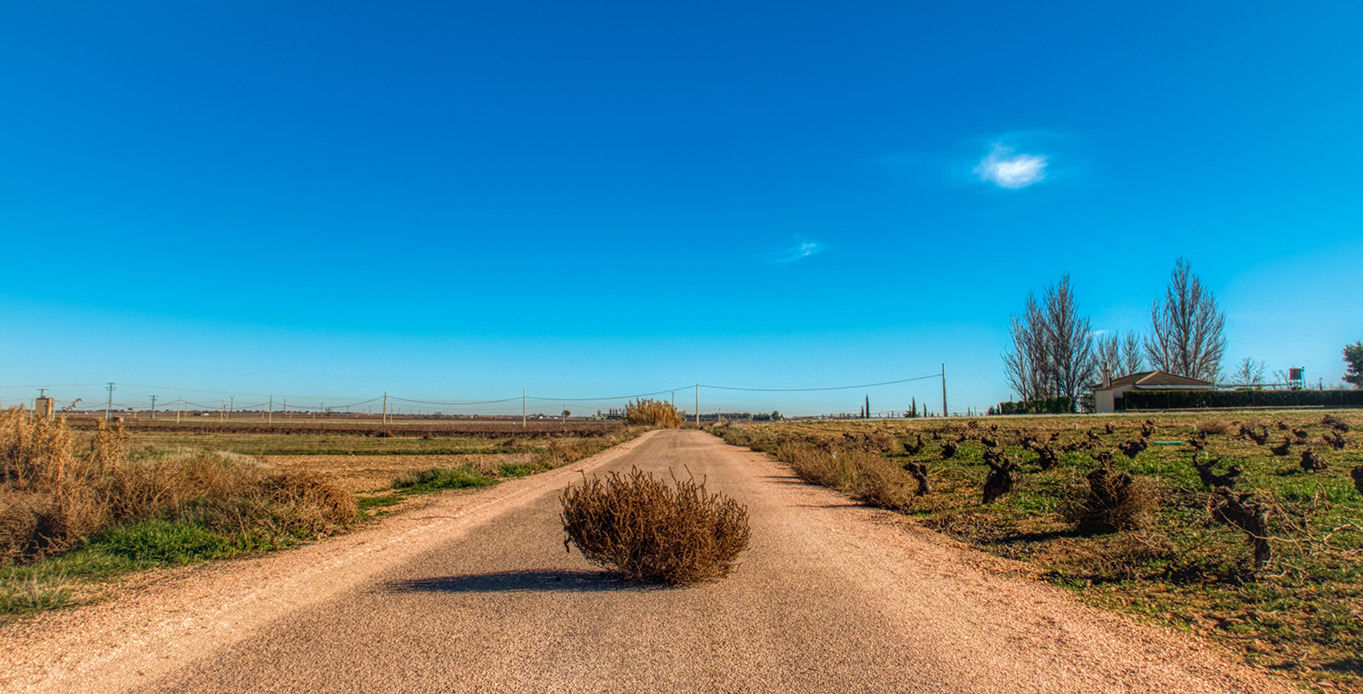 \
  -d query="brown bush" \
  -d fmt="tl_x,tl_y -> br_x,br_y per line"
560,467 -> 750,585
625,399 -> 682,428
850,457 -> 909,510
1073,465 -> 1156,534
0,408 -> 357,563
774,442 -> 845,489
